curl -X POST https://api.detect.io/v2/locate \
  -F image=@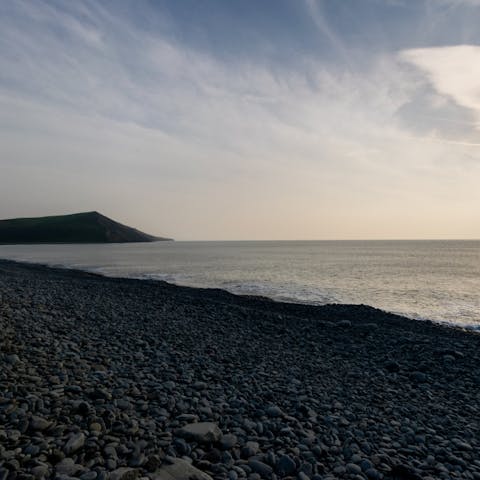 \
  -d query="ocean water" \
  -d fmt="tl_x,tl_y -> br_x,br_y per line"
1,240 -> 479,328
